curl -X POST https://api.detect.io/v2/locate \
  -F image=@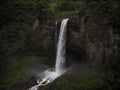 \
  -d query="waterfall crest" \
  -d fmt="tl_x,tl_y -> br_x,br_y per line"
28,18 -> 69,90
